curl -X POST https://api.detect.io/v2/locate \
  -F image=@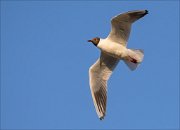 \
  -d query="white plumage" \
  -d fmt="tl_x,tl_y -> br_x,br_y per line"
88,10 -> 148,120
